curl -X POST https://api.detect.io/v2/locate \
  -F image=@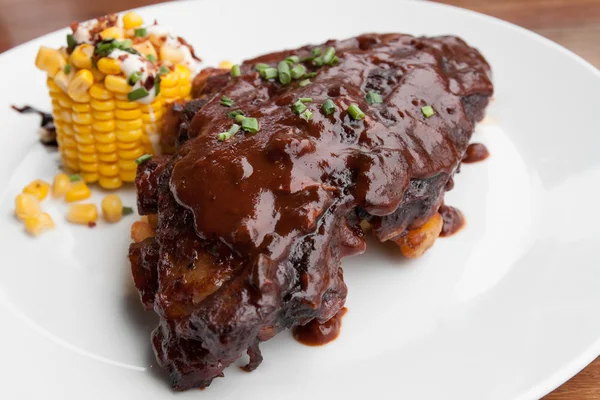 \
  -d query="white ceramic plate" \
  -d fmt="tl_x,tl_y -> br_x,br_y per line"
1,0 -> 599,399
